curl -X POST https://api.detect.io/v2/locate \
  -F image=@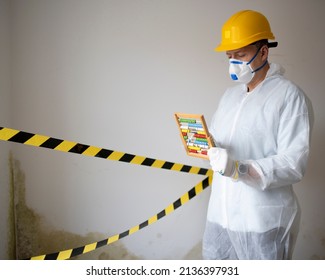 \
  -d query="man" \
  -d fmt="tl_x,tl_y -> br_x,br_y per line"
203,10 -> 312,259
